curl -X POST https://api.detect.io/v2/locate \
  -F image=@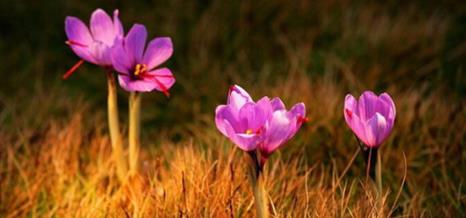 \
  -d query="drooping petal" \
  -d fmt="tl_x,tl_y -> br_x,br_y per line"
112,9 -> 124,37
270,97 -> 286,111
65,16 -> 95,63
111,38 -> 132,74
142,37 -> 173,70
358,91 -> 379,122
233,133 -> 261,151
227,85 -> 253,111
90,9 -> 115,45
125,24 -> 147,64
118,74 -> 158,92
364,112 -> 388,147
144,68 -> 175,94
